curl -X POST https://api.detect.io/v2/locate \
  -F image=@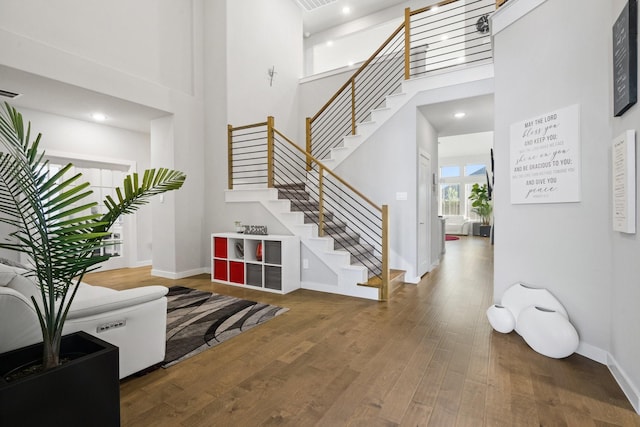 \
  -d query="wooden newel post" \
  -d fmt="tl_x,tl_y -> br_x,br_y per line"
305,117 -> 312,171
381,204 -> 390,301
267,116 -> 275,188
404,7 -> 411,80
227,124 -> 233,190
